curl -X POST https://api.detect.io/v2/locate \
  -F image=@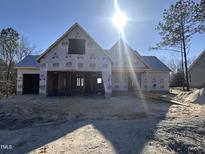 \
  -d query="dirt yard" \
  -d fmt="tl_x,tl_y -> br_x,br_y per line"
0,94 -> 205,154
